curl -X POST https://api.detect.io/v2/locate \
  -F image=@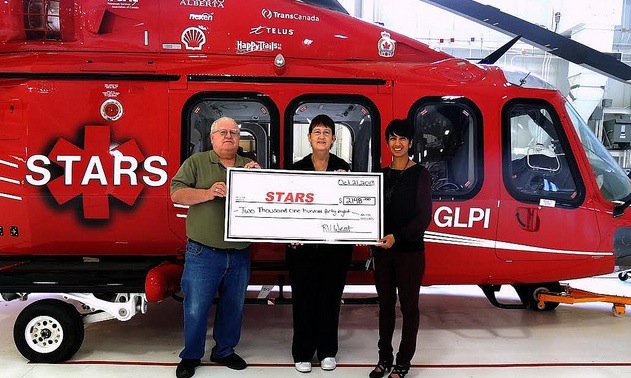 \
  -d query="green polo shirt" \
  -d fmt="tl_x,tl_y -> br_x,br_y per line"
170,150 -> 252,250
